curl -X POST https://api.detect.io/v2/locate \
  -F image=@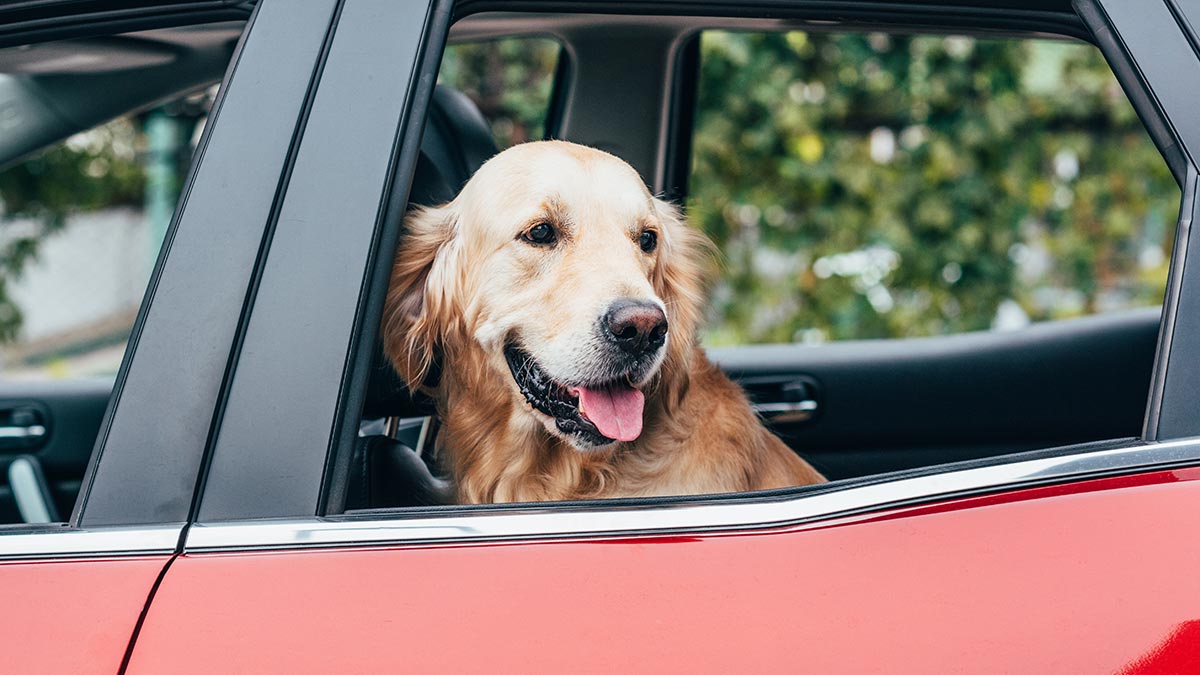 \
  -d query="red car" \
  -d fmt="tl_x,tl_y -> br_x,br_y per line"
3,0 -> 1199,672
